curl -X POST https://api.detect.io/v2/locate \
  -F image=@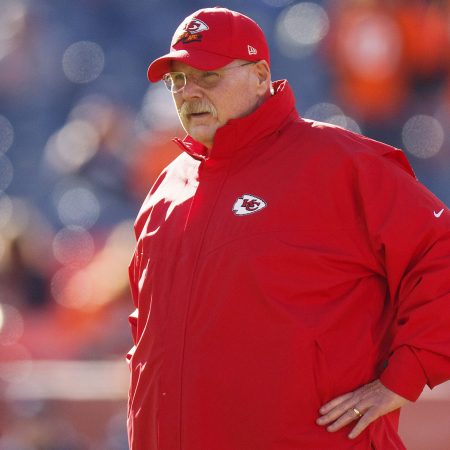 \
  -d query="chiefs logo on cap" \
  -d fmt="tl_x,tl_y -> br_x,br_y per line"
174,18 -> 209,45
